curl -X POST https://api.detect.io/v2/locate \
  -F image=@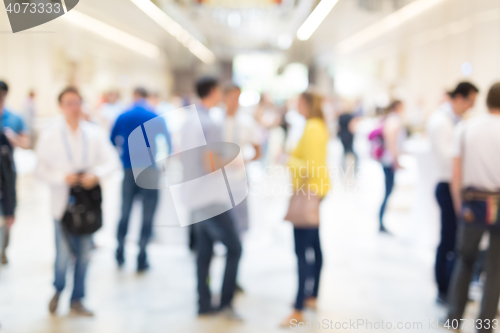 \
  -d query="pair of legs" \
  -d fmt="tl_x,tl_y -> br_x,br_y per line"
435,182 -> 457,301
448,224 -> 500,332
54,220 -> 93,302
193,210 -> 242,314
379,166 -> 395,232
293,228 -> 323,311
116,169 -> 159,269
